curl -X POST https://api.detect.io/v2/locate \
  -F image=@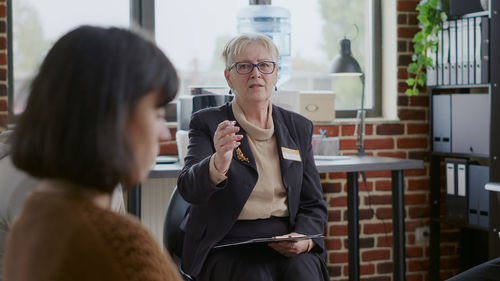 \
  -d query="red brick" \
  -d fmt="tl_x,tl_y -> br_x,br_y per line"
377,124 -> 405,135
377,235 -> 393,247
408,259 -> 429,271
329,251 -> 348,263
409,95 -> 429,106
398,54 -> 413,65
409,150 -> 430,161
0,21 -> 5,33
398,26 -> 420,38
314,125 -> 339,137
323,182 -> 342,193
341,125 -> 356,136
345,208 -> 374,220
0,53 -> 5,65
330,196 -> 347,207
377,262 -> 393,274
404,168 -> 427,176
405,194 -> 427,205
362,249 -> 391,261
398,67 -> 409,79
325,238 -> 342,250
408,14 -> 419,25
159,142 -> 177,155
398,109 -> 426,120
364,138 -> 394,150
0,5 -> 5,17
339,139 -> 357,150
440,245 -> 457,255
365,124 -> 374,135
327,171 -> 346,179
343,237 -> 375,249
364,223 -> 392,234
0,85 -> 6,96
397,137 -> 427,149
398,95 -> 409,106
366,194 -> 392,205
330,224 -> 348,236
0,69 -> 5,80
397,1 -> 419,11
0,113 -> 7,128
408,179 -> 430,191
328,210 -> 342,222
376,207 -> 393,219
377,151 -> 407,159
409,206 -> 429,218
375,180 -> 392,191
407,123 -> 429,134
365,170 -> 391,178
441,257 -> 460,269
0,37 -> 6,50
398,14 -> 407,24
406,274 -> 424,281
0,99 -> 6,111
406,246 -> 424,257
361,263 -> 375,275
398,40 -> 408,52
